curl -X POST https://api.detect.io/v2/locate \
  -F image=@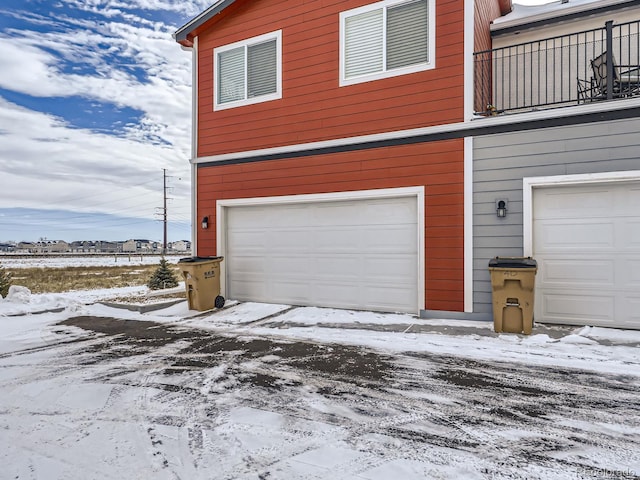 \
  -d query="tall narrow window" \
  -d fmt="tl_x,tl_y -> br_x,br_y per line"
340,0 -> 434,86
214,30 -> 282,110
